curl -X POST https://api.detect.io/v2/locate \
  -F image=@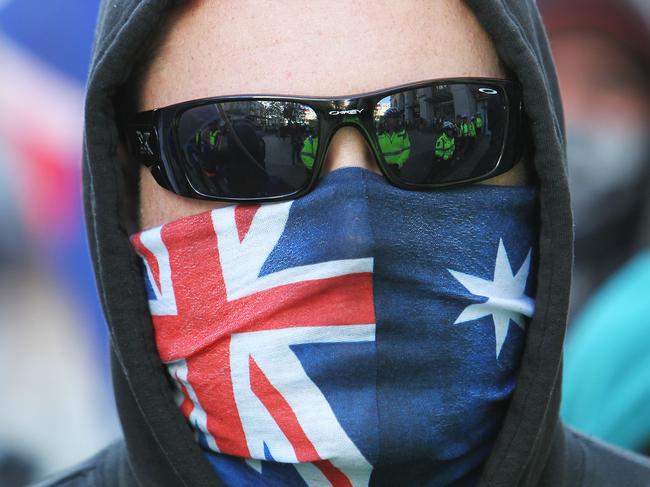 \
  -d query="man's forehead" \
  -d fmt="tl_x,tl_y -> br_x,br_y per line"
139,0 -> 504,111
